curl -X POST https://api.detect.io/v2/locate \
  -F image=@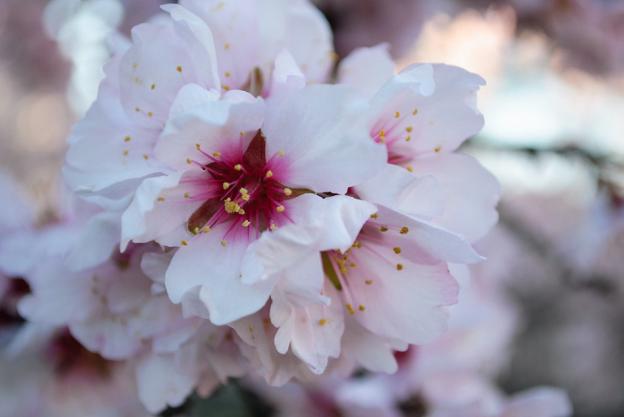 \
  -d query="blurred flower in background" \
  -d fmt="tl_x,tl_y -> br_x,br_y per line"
0,0 -> 623,417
